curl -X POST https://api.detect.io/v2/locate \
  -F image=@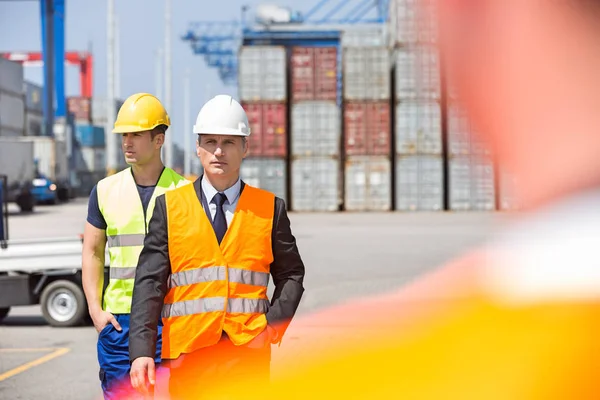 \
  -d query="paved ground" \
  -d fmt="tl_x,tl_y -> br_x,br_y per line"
0,199 -> 499,399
